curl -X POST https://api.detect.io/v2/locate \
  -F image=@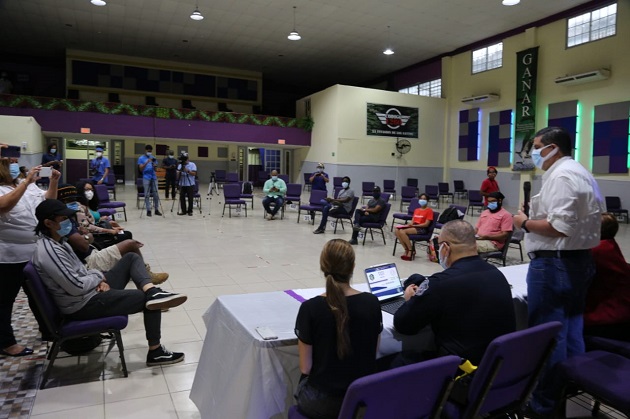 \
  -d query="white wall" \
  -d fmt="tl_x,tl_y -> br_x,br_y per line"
0,115 -> 45,167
